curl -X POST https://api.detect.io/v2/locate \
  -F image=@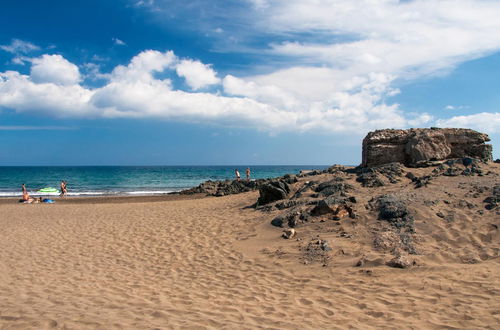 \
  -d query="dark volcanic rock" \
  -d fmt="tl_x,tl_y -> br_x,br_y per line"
258,180 -> 291,205
181,179 -> 262,196
310,196 -> 348,216
357,162 -> 404,186
271,207 -> 309,228
484,184 -> 500,210
362,128 -> 492,167
356,172 -> 385,187
315,180 -> 353,197
275,199 -> 307,210
373,194 -> 414,230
